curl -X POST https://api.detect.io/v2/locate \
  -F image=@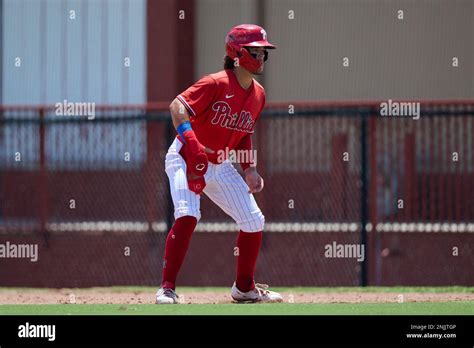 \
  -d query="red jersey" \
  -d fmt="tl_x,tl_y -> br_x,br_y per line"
176,69 -> 265,164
